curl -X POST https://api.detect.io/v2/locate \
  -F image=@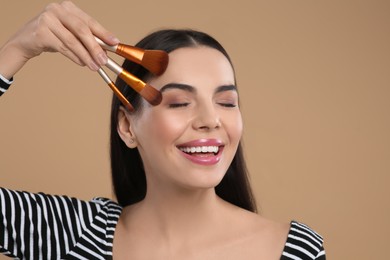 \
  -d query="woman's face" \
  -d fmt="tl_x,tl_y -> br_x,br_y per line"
123,46 -> 242,191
